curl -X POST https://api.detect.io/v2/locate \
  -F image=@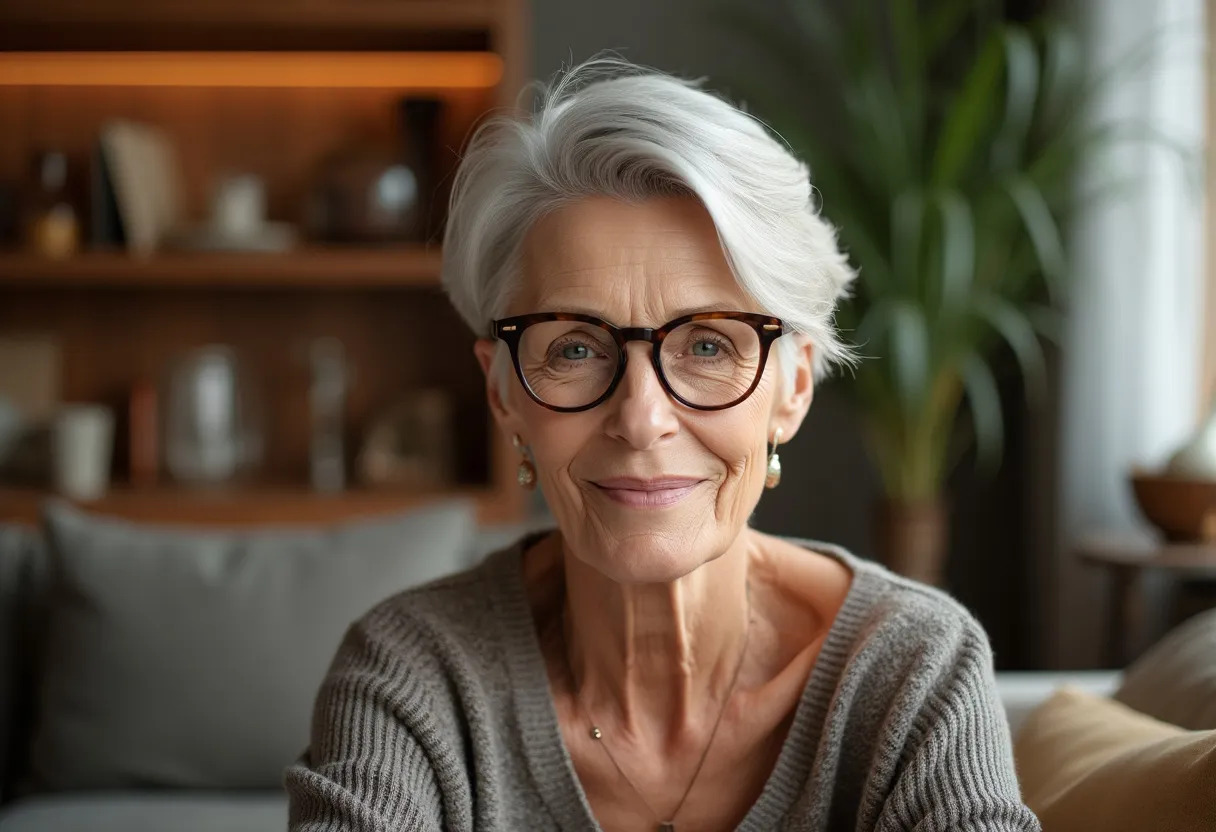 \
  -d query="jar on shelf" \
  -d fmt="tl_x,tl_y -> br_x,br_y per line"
22,150 -> 80,259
